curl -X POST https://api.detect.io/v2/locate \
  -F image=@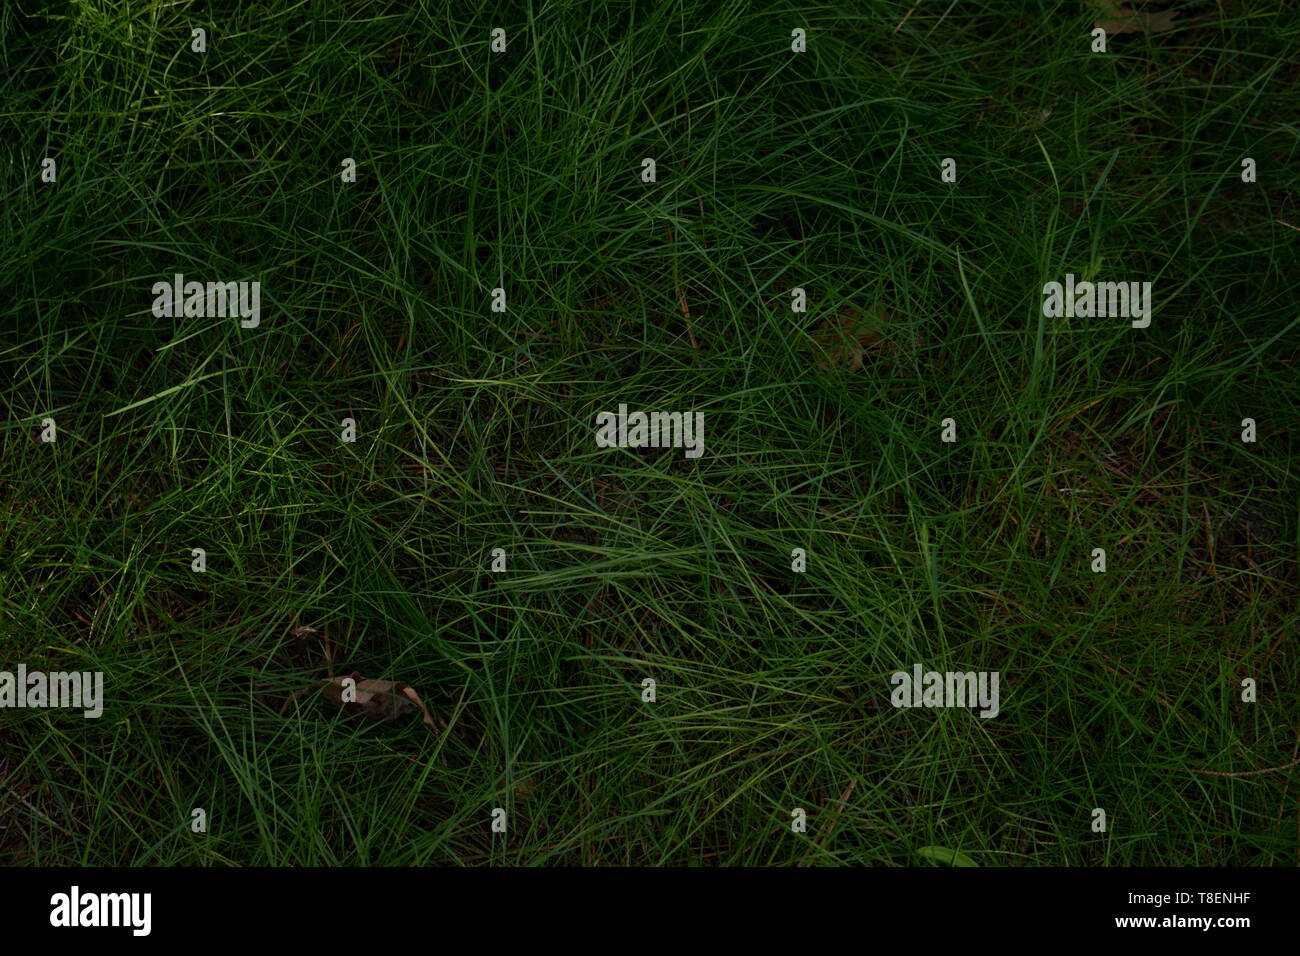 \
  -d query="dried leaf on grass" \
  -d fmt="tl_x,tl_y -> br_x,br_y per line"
811,303 -> 892,372
1088,1 -> 1180,34
321,672 -> 437,730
